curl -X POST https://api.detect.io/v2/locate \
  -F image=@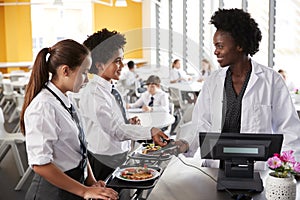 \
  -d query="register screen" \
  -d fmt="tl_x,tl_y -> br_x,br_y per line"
223,147 -> 259,154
